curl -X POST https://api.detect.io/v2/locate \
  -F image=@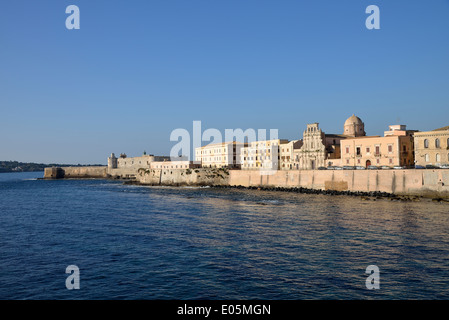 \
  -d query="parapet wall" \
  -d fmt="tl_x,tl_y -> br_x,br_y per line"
229,169 -> 449,198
